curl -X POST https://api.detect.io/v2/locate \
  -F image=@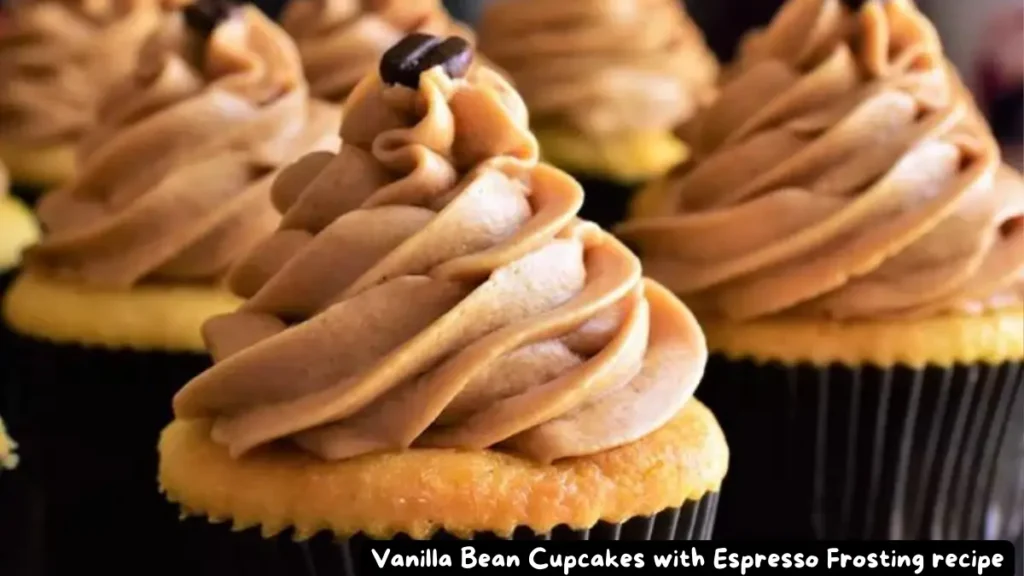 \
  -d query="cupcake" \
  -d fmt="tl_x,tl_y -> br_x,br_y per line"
477,0 -> 718,229
0,0 -> 179,201
617,0 -> 1024,541
1,2 -> 340,572
280,0 -> 474,106
159,33 -> 727,572
0,415 -> 16,474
